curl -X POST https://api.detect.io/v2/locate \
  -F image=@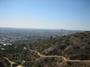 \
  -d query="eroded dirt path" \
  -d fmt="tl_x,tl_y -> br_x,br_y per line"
30,49 -> 90,63
3,49 -> 90,67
